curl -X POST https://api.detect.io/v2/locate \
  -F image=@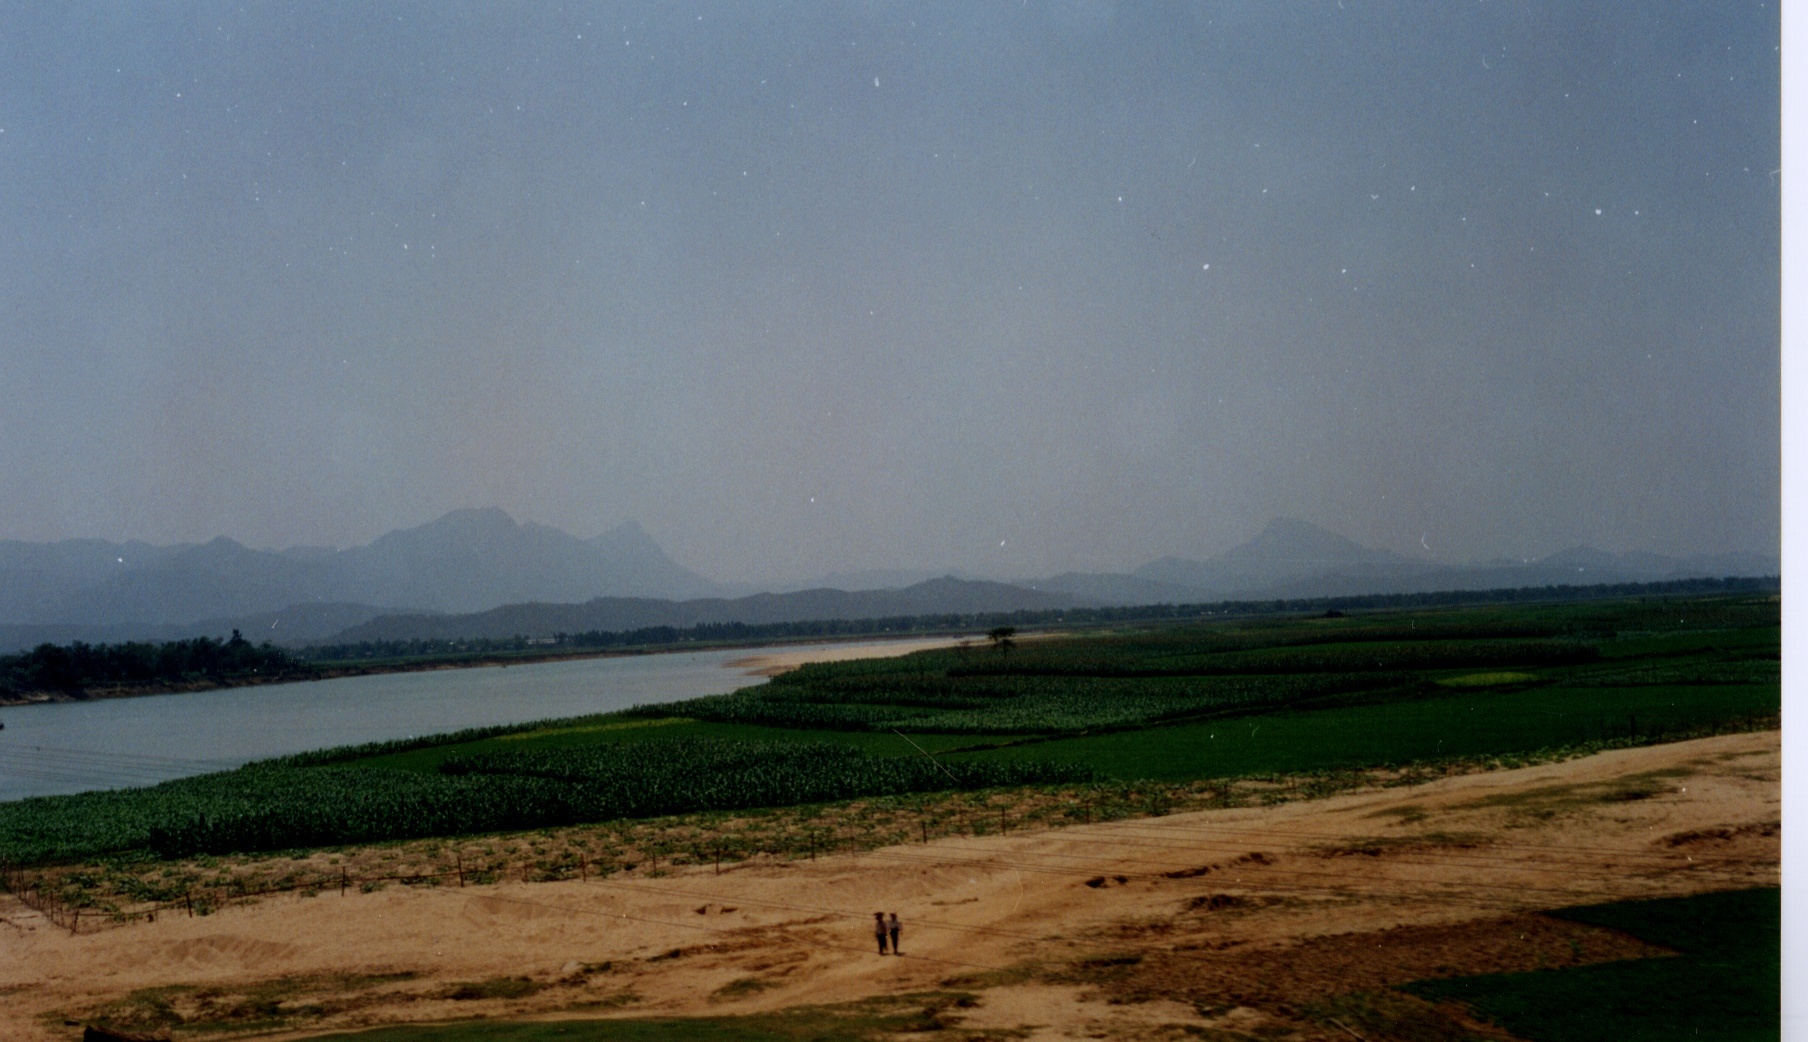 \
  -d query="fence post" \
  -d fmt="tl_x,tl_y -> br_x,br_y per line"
340,869 -> 348,897
186,891 -> 193,917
